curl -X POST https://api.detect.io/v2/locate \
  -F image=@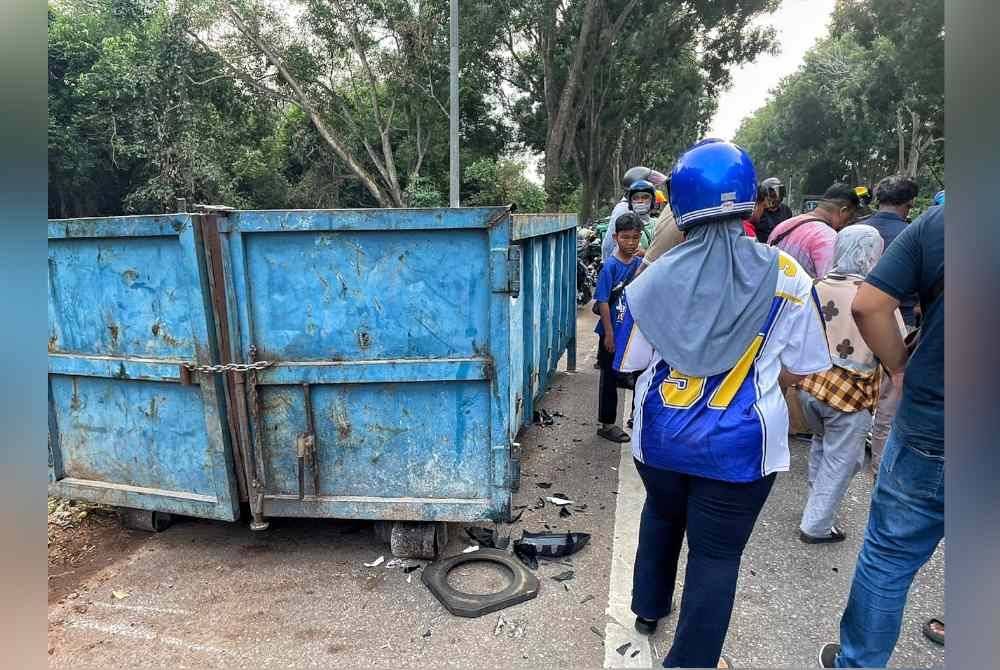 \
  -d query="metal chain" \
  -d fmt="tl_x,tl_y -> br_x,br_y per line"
182,360 -> 273,374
